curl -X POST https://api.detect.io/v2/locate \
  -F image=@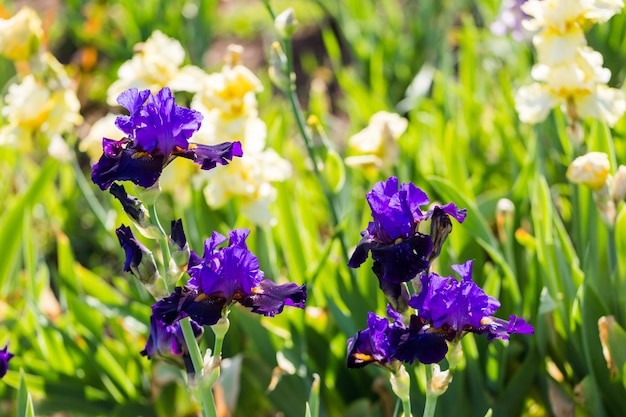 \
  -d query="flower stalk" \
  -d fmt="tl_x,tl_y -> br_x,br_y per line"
180,317 -> 217,417
263,2 -> 353,270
